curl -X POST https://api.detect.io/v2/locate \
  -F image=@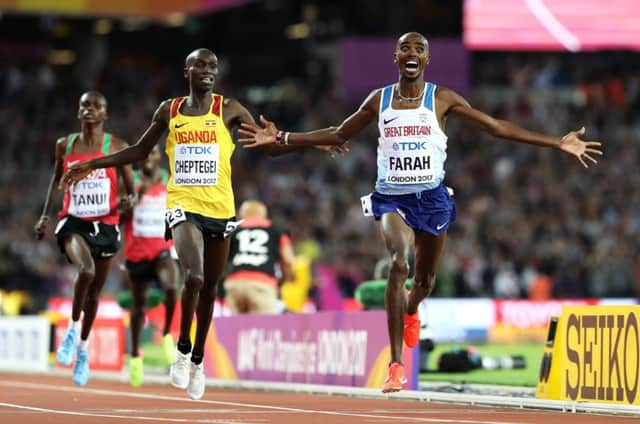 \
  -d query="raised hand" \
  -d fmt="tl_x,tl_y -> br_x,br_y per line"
60,162 -> 93,190
238,115 -> 278,148
558,127 -> 603,168
34,215 -> 50,240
